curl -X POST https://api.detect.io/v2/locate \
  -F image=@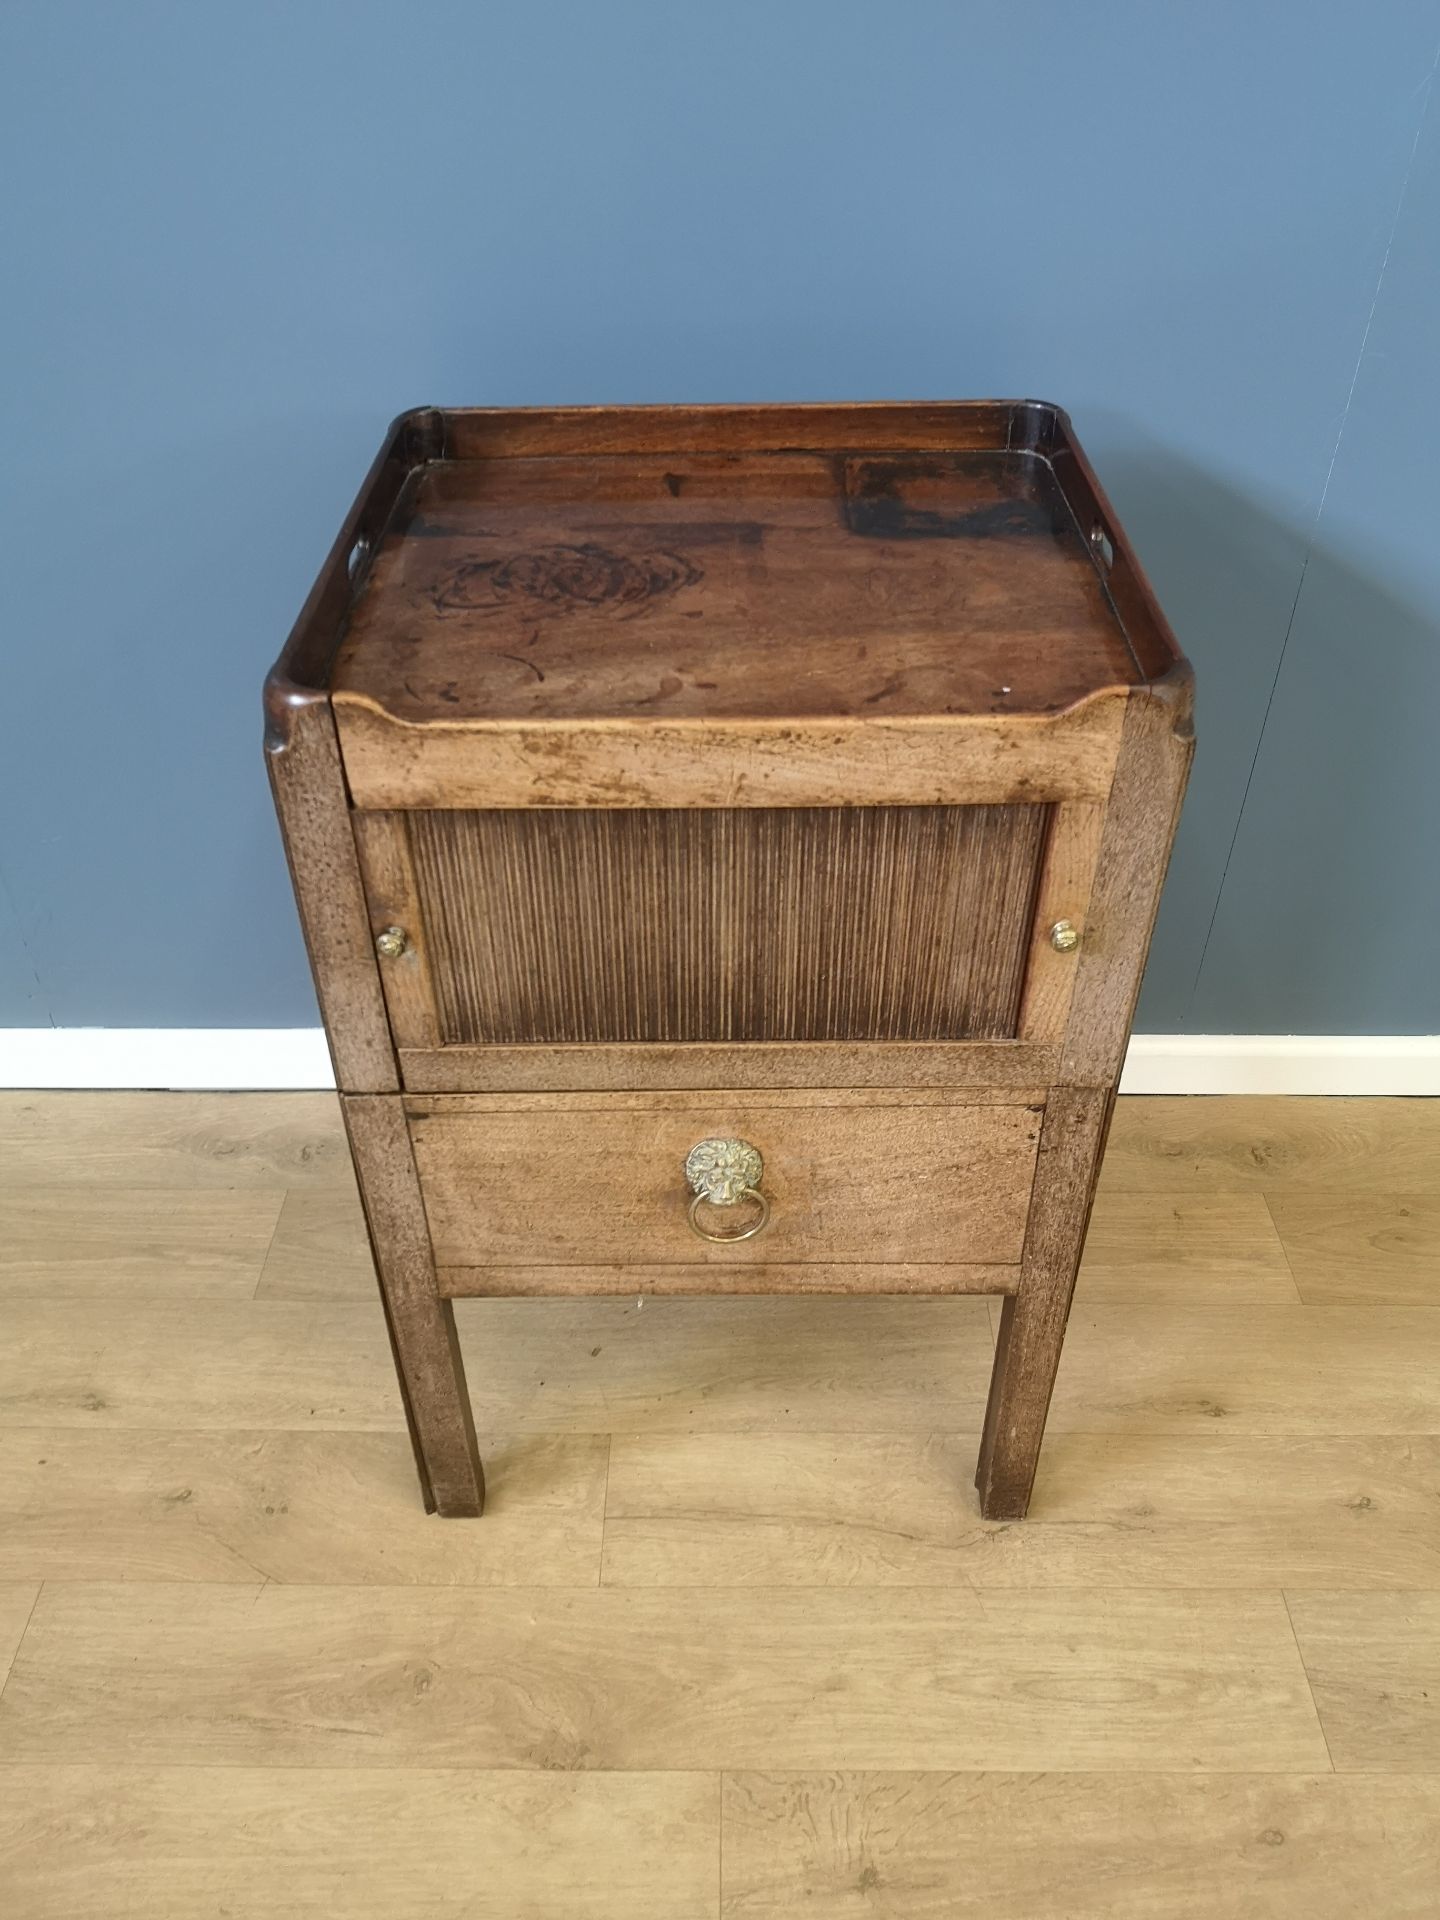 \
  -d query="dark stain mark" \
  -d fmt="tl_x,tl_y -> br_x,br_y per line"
862,675 -> 906,705
663,471 -> 684,496
843,456 -> 1065,541
161,1487 -> 194,1506
856,1865 -> 881,1890
431,543 -> 702,618
576,517 -> 764,549
1259,1829 -> 1286,1848
498,652 -> 546,684
408,517 -> 497,540
403,679 -> 423,702
437,681 -> 460,704
80,1392 -> 106,1412
631,672 -> 686,707
672,518 -> 763,548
